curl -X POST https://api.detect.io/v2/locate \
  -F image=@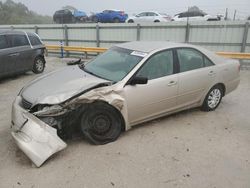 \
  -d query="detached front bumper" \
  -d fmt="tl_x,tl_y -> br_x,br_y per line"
11,96 -> 67,167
